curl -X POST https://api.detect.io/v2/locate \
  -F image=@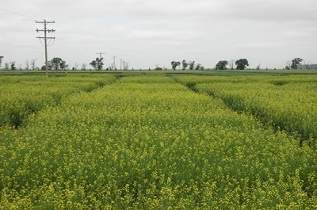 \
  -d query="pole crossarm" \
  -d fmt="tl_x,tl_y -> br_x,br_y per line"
36,29 -> 56,33
36,21 -> 55,24
36,37 -> 56,39
96,52 -> 105,59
